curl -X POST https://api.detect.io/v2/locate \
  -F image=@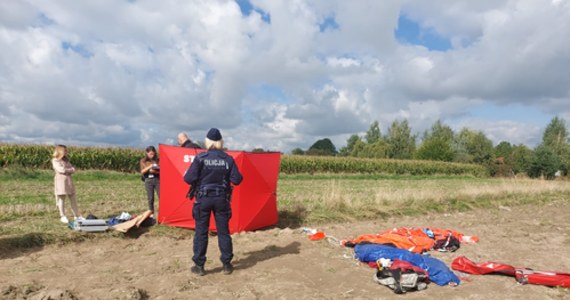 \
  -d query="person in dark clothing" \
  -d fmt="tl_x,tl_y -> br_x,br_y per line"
140,145 -> 160,214
183,128 -> 243,276
178,132 -> 202,149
